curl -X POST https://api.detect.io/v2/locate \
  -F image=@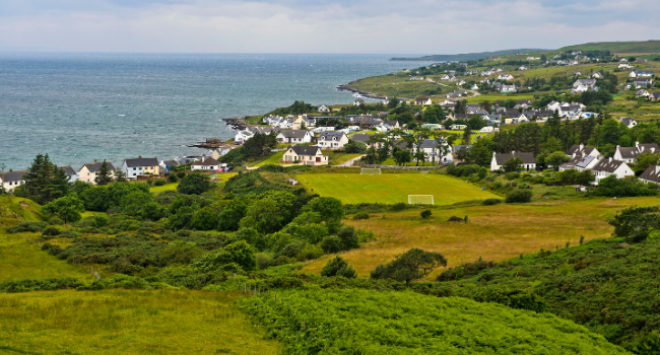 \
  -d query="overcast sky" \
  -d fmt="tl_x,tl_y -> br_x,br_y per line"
1,0 -> 658,54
